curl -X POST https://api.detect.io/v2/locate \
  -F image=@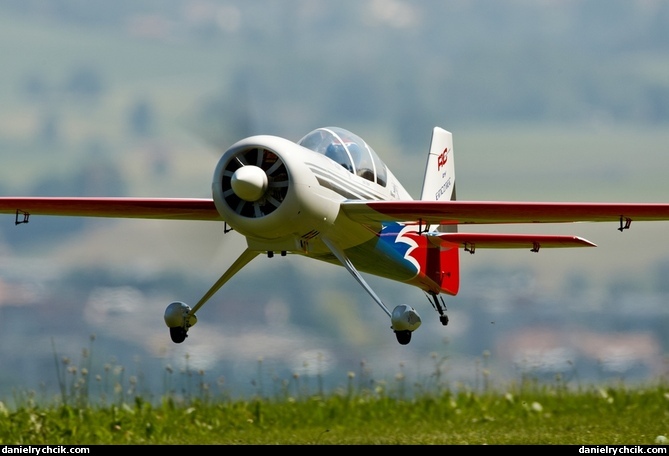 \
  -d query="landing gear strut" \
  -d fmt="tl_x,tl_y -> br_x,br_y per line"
427,291 -> 449,326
